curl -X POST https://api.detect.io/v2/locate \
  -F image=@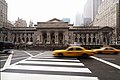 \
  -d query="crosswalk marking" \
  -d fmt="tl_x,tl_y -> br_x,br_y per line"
8,65 -> 91,73
19,60 -> 85,66
2,72 -> 99,80
29,58 -> 80,62
1,55 -> 99,80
